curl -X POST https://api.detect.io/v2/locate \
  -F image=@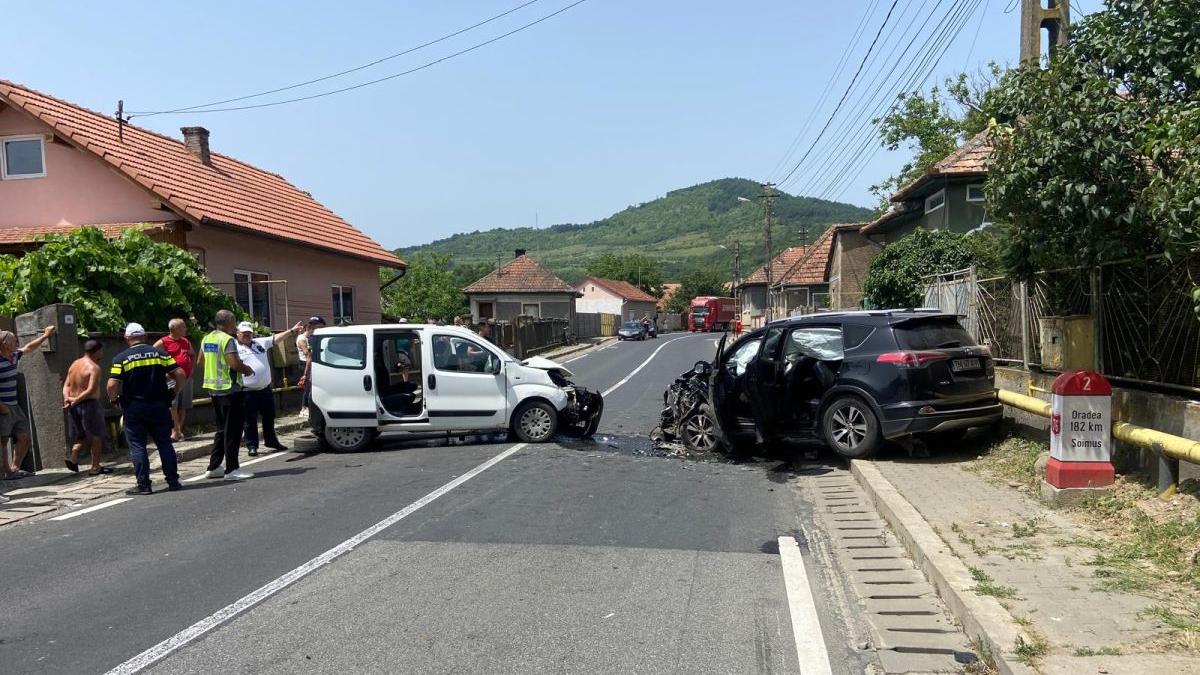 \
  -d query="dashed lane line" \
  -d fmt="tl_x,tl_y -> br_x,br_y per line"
600,335 -> 694,398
